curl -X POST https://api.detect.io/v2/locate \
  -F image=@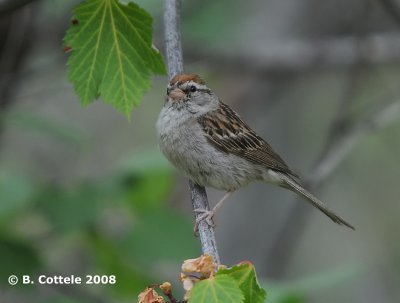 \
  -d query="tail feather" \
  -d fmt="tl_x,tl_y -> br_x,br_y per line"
280,175 -> 355,230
